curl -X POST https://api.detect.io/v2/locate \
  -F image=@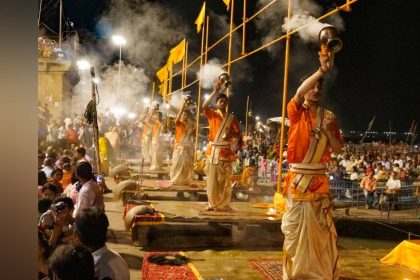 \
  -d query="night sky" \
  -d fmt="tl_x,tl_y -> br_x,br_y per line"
39,0 -> 420,135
